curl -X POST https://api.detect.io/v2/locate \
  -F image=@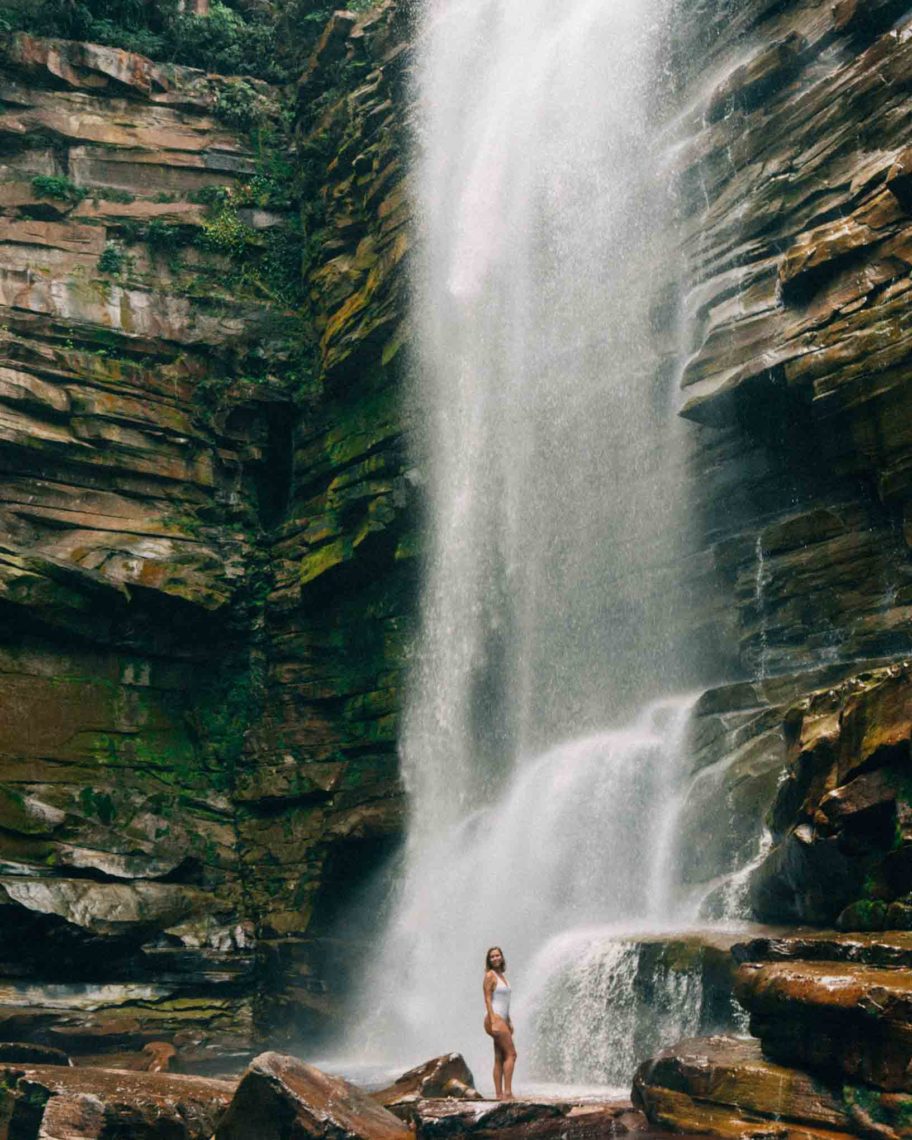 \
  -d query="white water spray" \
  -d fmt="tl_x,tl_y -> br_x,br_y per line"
340,0 -> 737,1091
